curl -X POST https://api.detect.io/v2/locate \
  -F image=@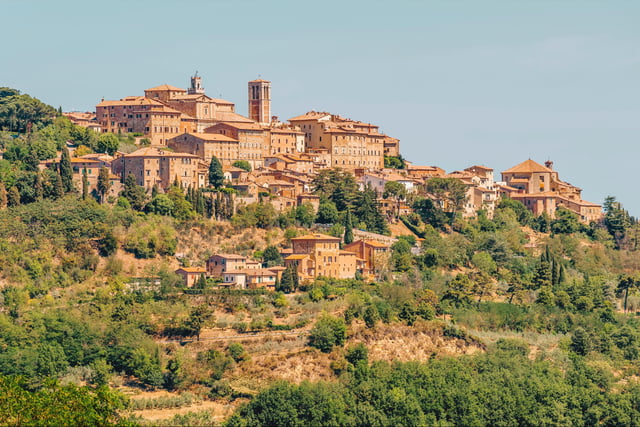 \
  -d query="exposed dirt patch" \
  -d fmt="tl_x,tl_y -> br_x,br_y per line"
131,399 -> 238,422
